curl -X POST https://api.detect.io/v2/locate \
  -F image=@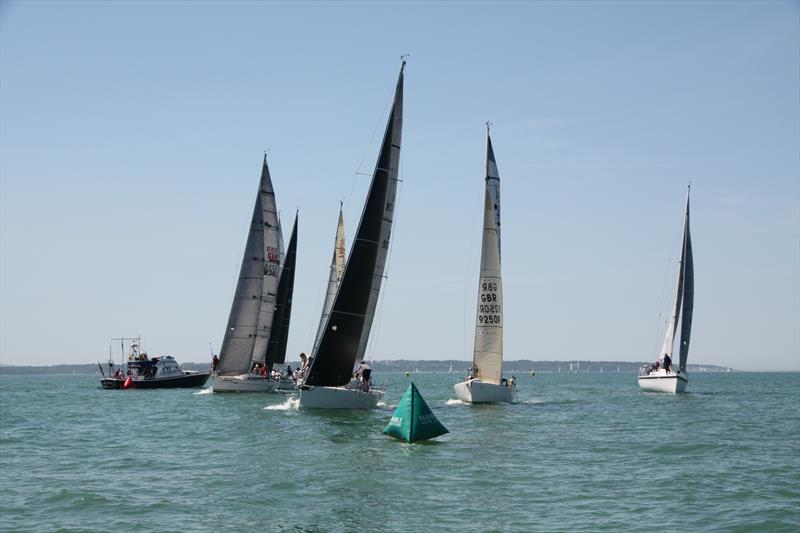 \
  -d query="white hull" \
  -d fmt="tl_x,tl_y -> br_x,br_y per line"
299,386 -> 383,409
453,379 -> 516,404
212,374 -> 277,393
637,369 -> 688,393
275,379 -> 298,391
